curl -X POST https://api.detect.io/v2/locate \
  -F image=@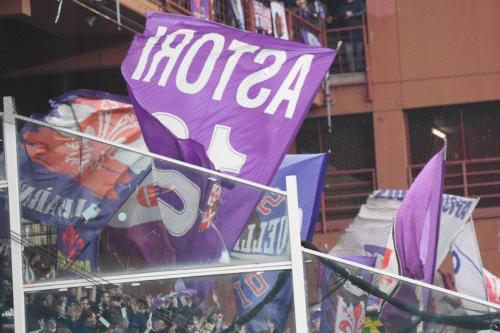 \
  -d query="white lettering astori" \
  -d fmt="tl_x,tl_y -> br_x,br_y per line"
152,113 -> 246,174
131,26 -> 315,119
